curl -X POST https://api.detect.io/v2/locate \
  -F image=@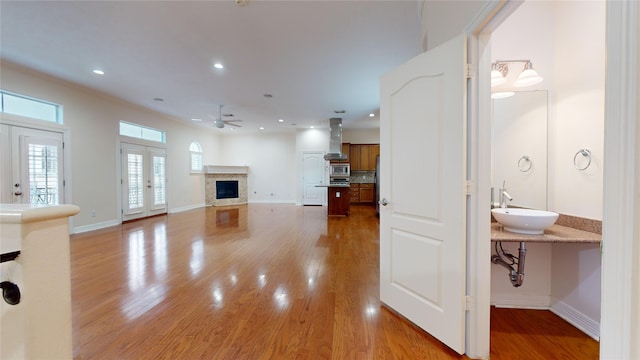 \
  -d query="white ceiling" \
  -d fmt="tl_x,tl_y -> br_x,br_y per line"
0,0 -> 423,133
